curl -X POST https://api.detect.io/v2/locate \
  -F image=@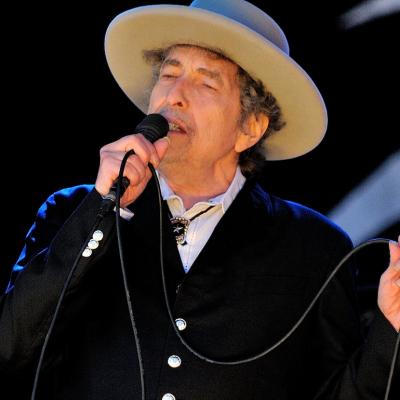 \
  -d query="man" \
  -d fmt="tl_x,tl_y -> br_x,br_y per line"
1,1 -> 399,399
